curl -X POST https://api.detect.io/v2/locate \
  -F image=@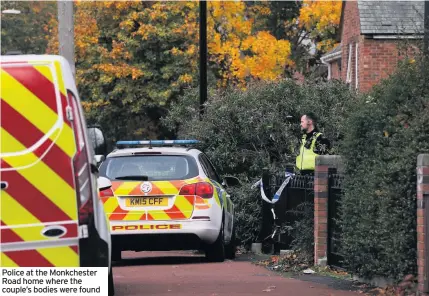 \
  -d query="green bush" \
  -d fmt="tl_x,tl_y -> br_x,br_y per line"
163,79 -> 354,246
284,200 -> 315,262
339,57 -> 429,281
228,180 -> 264,246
